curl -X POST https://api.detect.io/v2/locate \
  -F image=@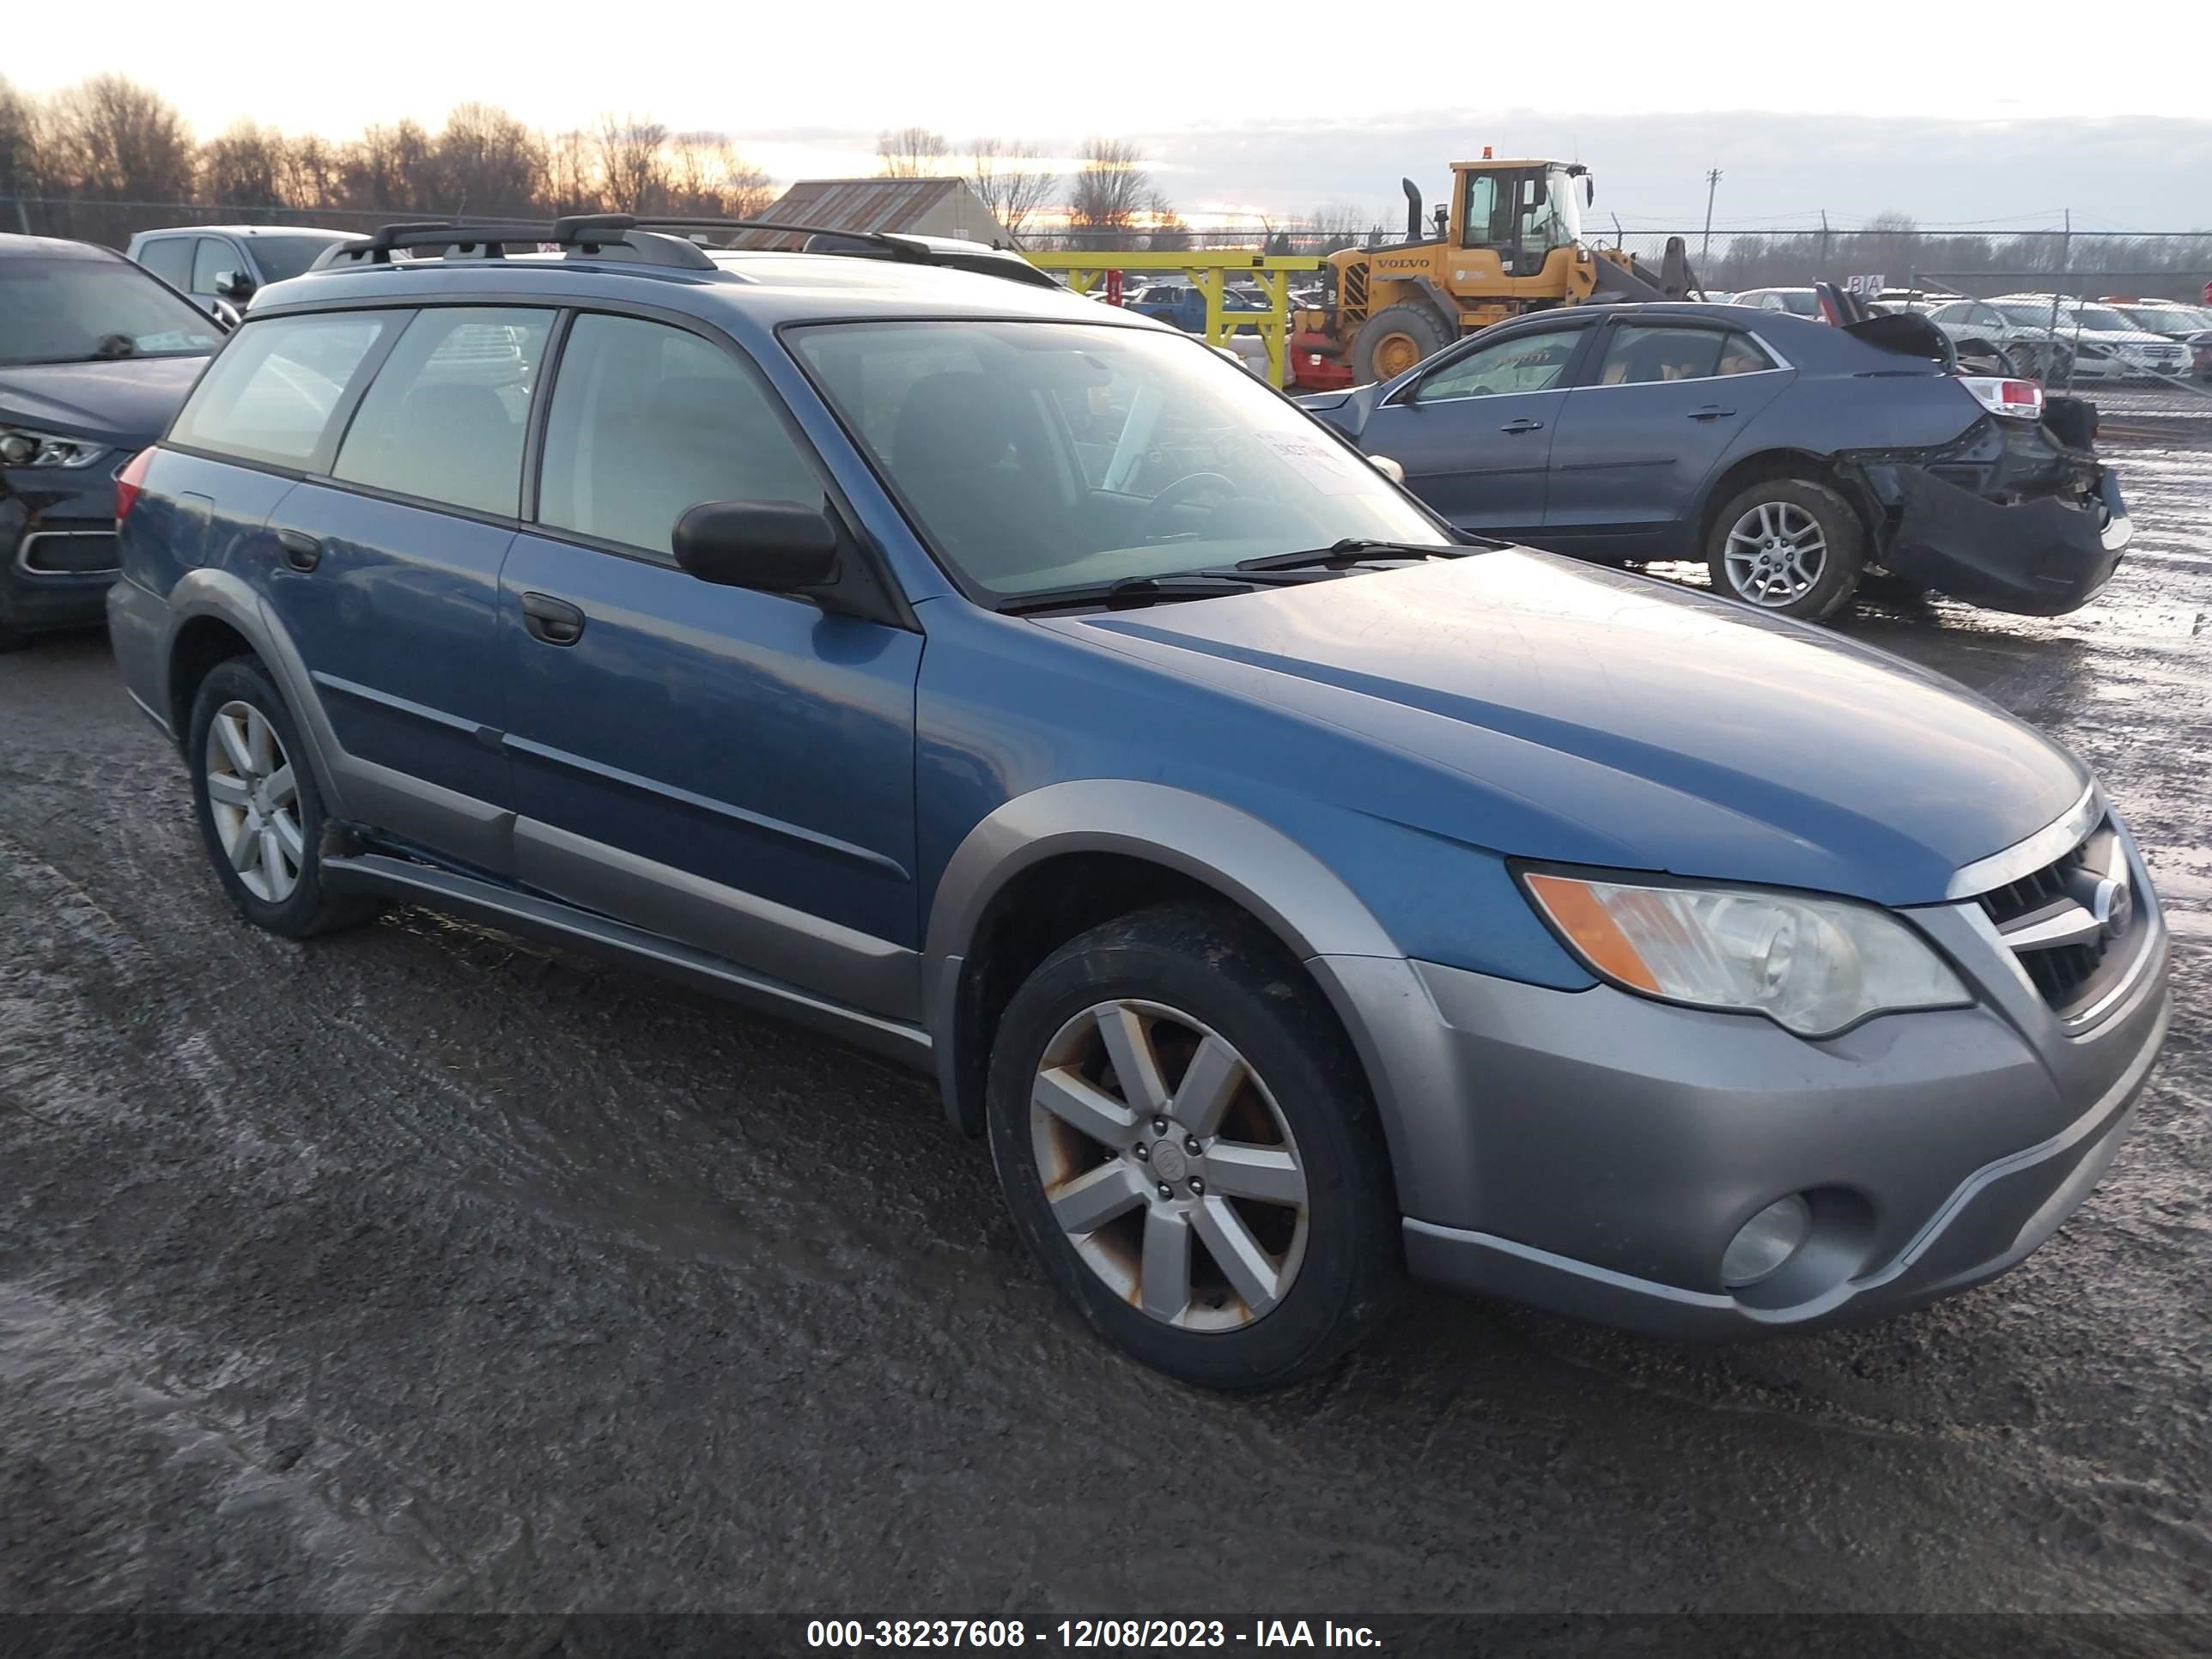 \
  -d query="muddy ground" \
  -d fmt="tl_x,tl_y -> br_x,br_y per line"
3,398 -> 2207,1636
